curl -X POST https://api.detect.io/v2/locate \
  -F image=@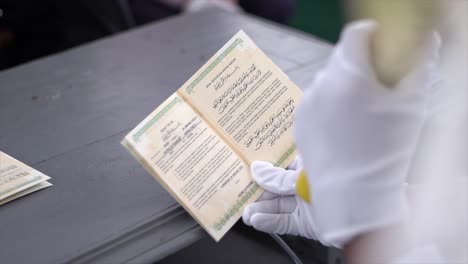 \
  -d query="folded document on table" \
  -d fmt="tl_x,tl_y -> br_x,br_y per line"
0,151 -> 52,205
